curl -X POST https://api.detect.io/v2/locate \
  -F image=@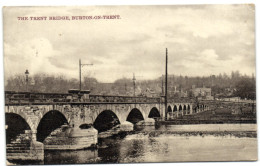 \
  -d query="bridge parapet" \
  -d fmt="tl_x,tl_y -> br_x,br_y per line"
5,91 -> 161,105
89,95 -> 160,103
